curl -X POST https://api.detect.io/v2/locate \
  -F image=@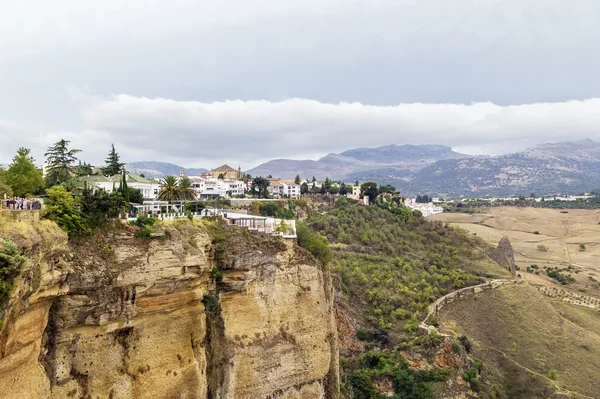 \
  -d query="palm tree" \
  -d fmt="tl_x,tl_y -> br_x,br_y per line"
158,175 -> 181,202
179,177 -> 197,201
